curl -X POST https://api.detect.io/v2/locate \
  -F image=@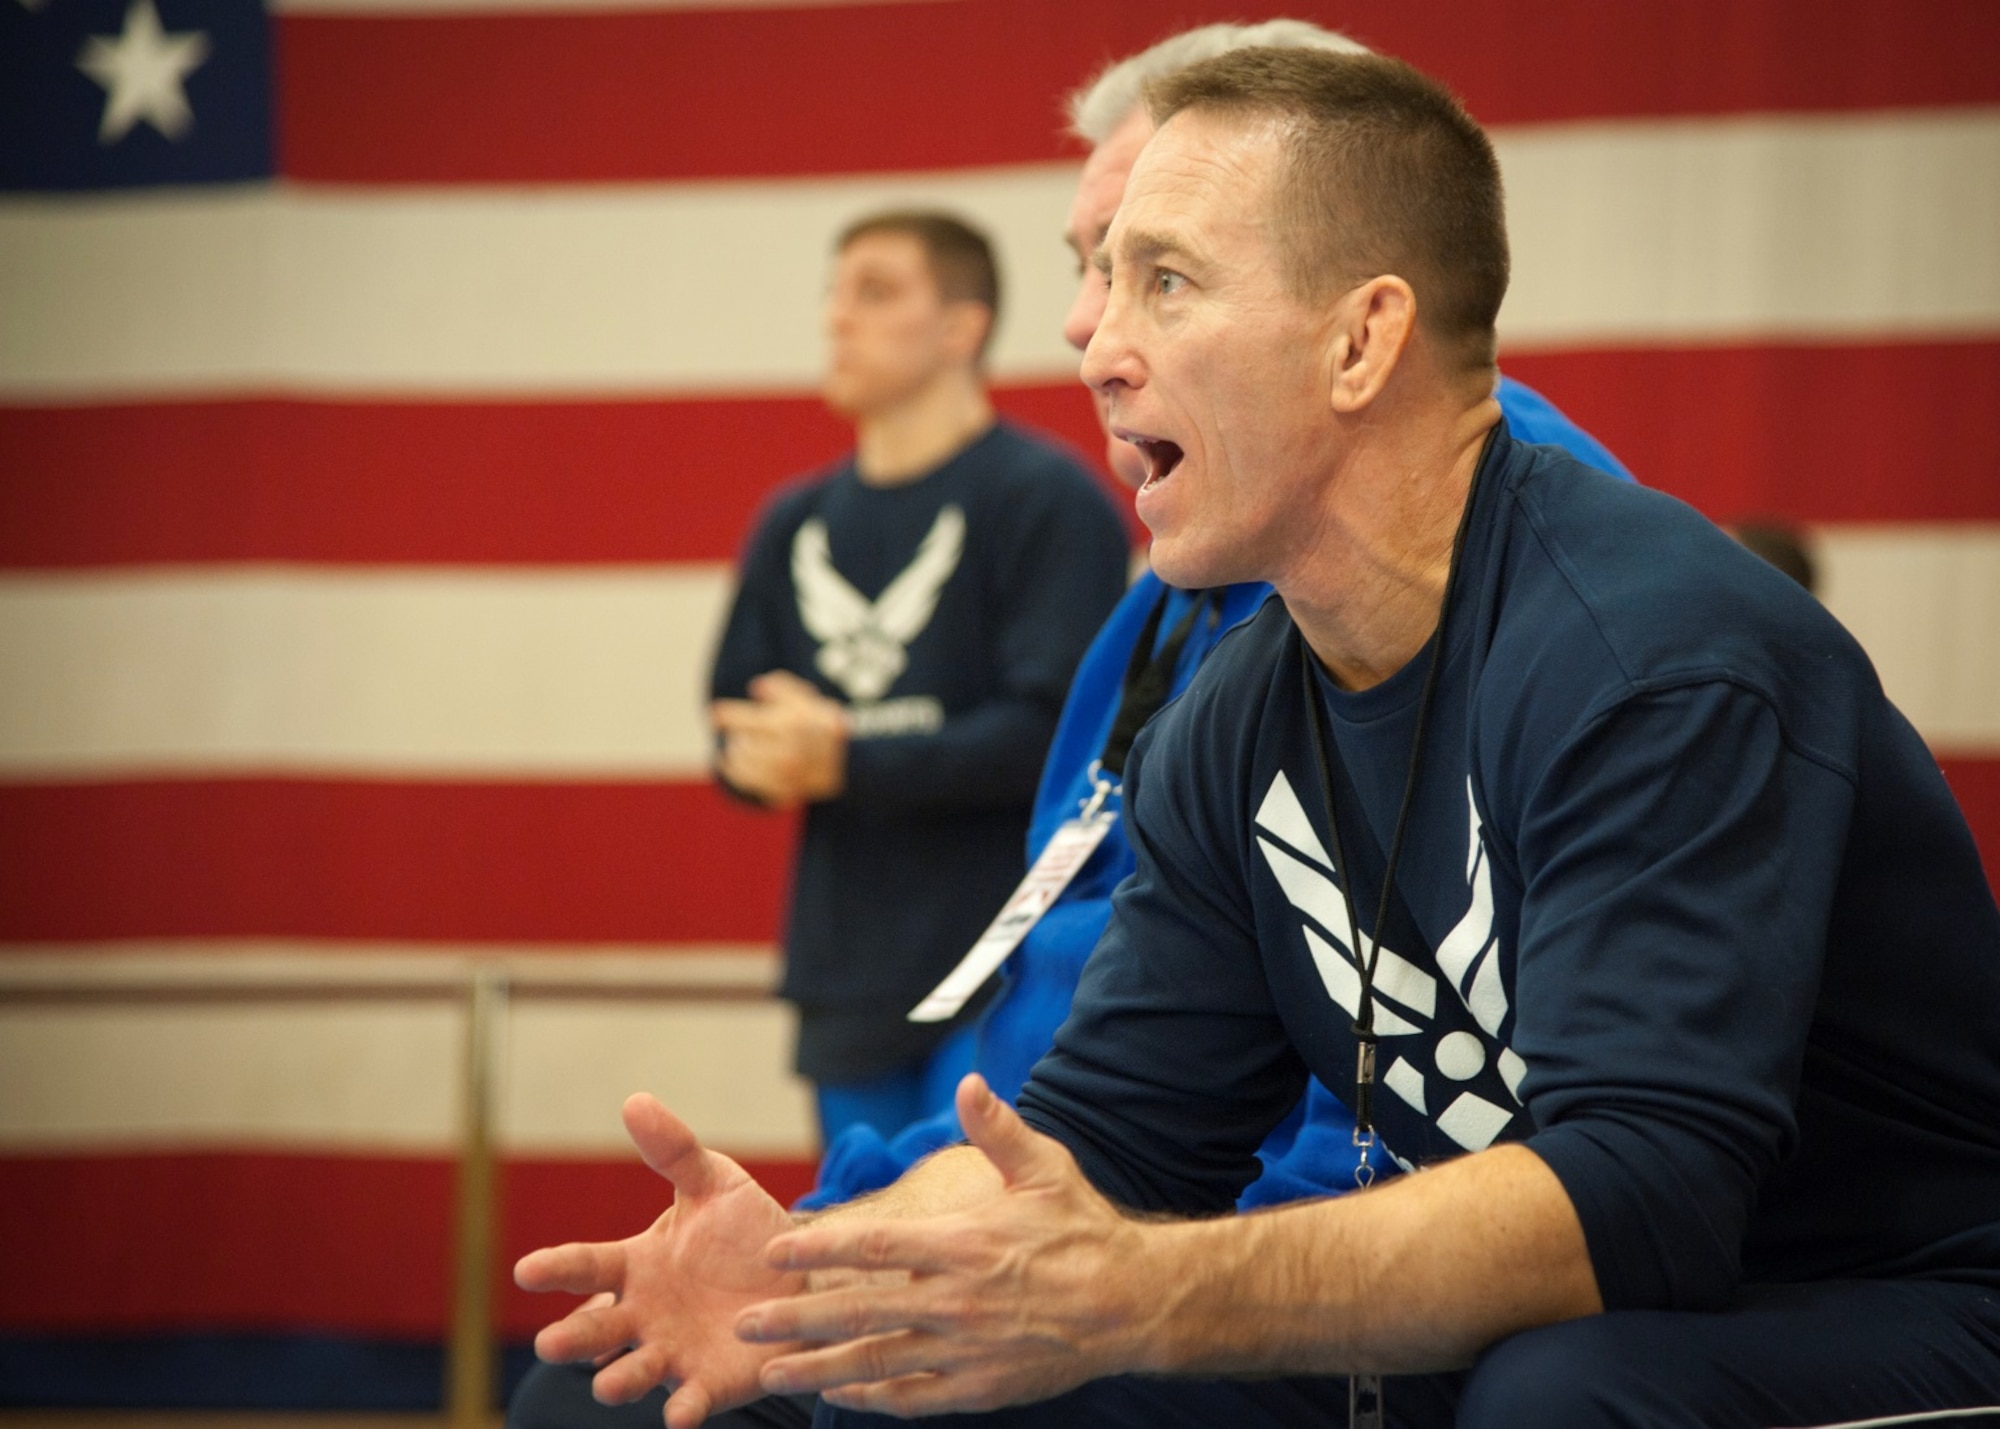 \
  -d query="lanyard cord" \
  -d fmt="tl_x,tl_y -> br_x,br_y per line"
1099,587 -> 1220,780
1296,452 -> 1486,1183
